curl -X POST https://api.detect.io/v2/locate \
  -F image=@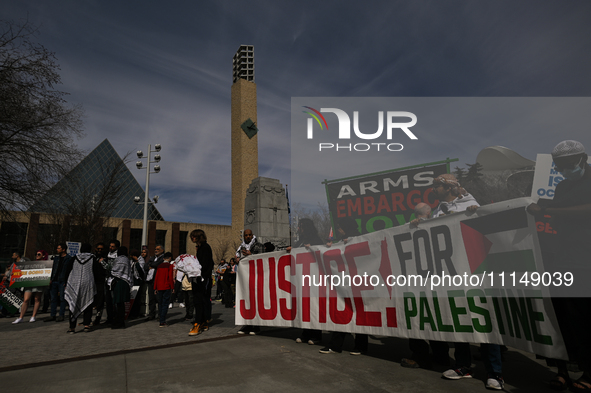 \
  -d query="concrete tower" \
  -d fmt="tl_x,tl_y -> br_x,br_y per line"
231,45 -> 258,233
